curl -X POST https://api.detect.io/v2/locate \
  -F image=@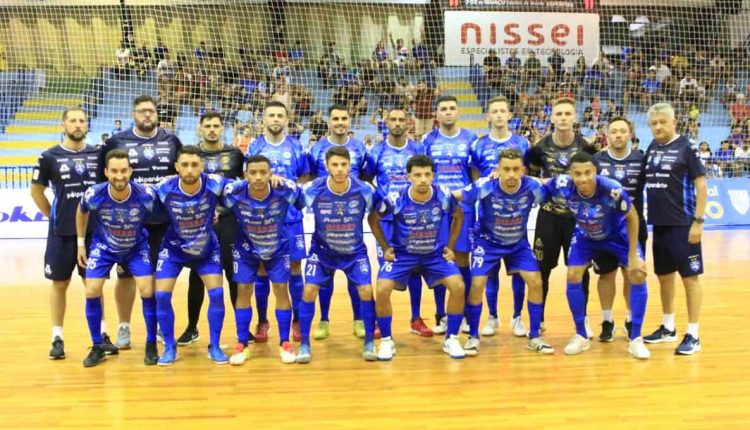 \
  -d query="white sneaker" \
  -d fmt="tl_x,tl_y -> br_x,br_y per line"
377,337 -> 396,361
584,316 -> 594,339
279,341 -> 296,364
442,335 -> 466,359
628,337 -> 651,360
481,316 -> 500,336
463,337 -> 480,357
460,317 -> 470,334
510,316 -> 527,337
527,337 -> 555,354
433,316 -> 447,335
229,343 -> 249,366
564,334 -> 591,355
540,321 -> 547,333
